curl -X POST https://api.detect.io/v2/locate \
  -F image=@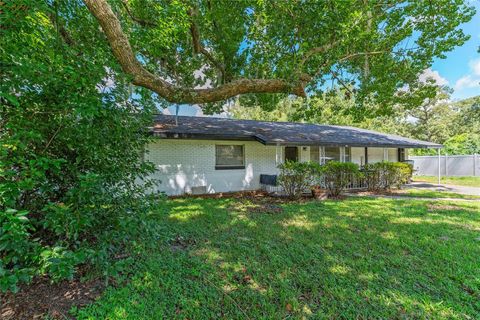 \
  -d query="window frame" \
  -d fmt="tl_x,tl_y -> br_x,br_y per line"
215,144 -> 245,170
324,146 -> 341,163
